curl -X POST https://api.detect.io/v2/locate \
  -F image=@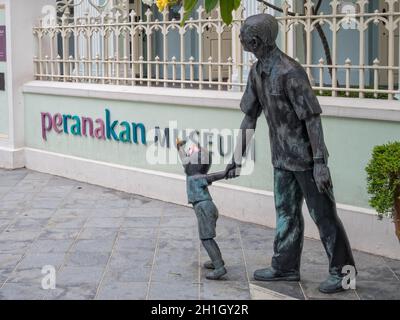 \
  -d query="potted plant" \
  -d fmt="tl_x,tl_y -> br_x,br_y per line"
366,141 -> 400,241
